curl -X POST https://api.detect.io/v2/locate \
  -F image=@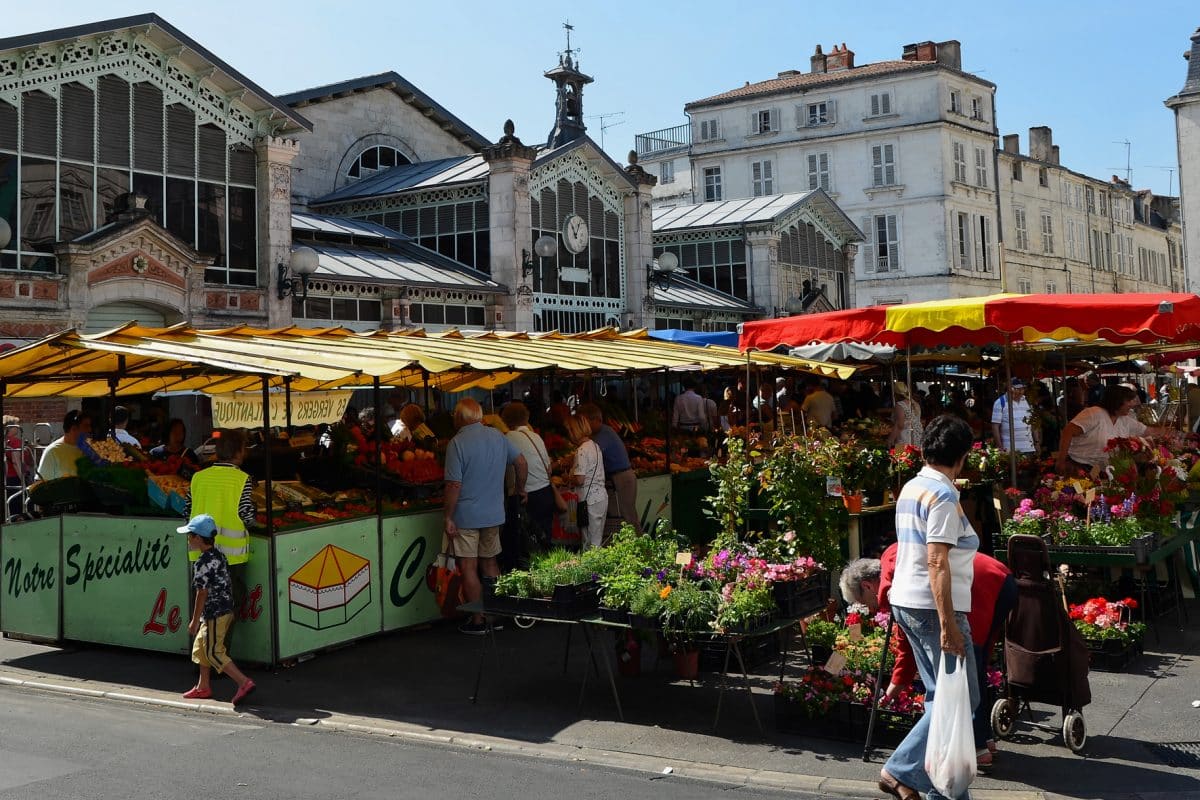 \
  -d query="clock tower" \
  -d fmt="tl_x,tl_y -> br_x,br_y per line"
544,24 -> 593,149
